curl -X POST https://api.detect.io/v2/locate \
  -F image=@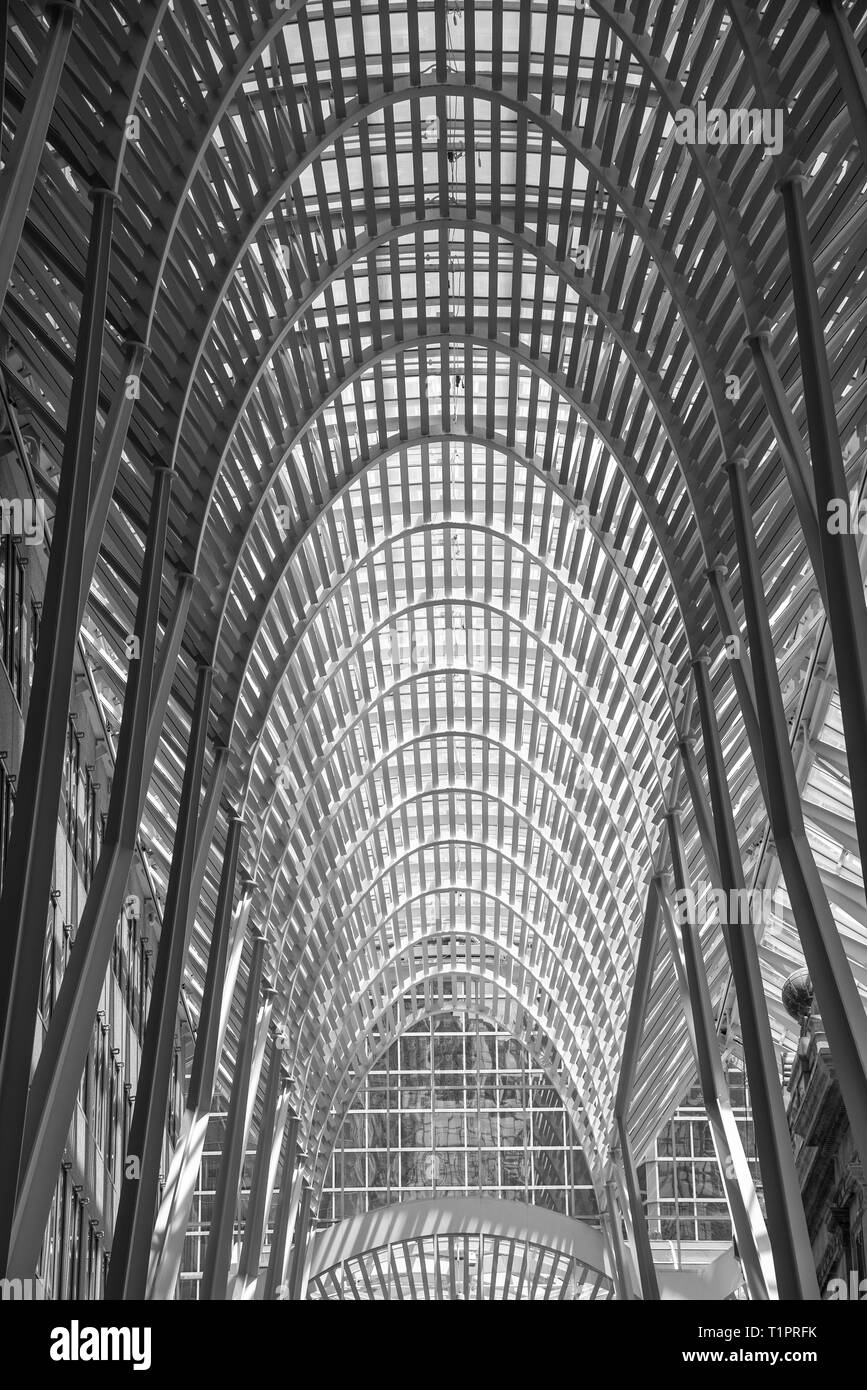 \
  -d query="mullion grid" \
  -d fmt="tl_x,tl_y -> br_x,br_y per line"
320,1012 -> 595,1222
